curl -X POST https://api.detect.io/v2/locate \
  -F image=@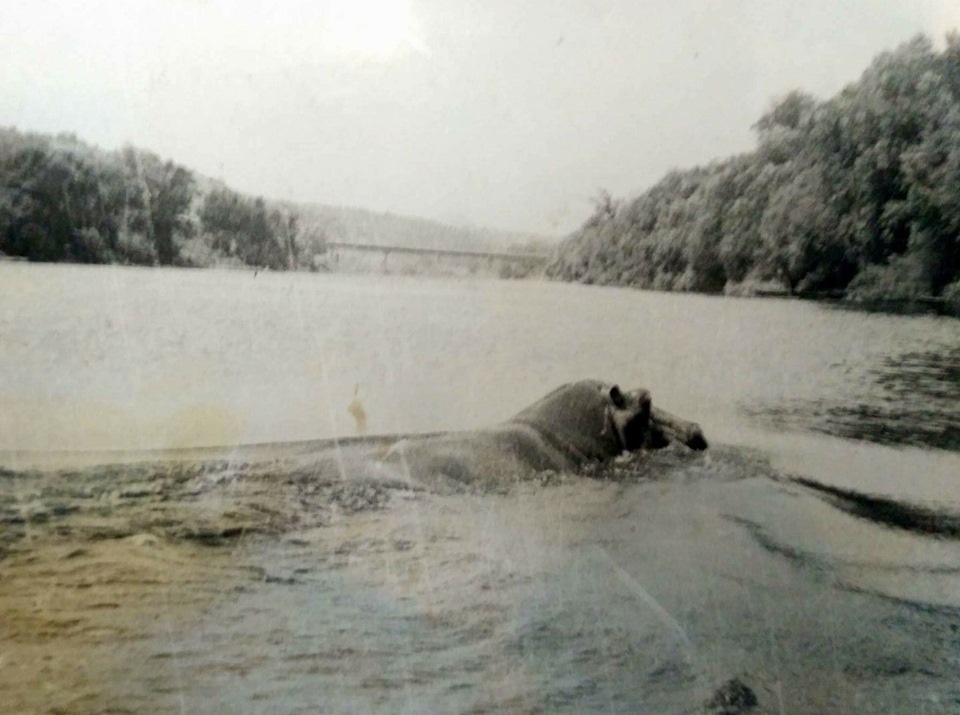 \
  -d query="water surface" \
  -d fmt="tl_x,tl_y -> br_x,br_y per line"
2,263 -> 957,458
1,264 -> 959,714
